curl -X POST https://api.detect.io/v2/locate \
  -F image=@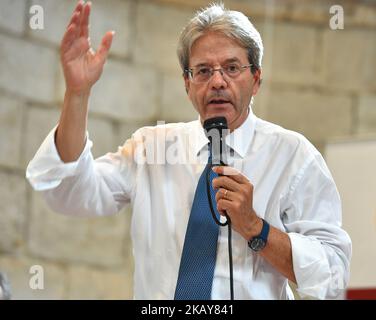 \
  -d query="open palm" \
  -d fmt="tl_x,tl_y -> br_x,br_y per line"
60,1 -> 114,94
